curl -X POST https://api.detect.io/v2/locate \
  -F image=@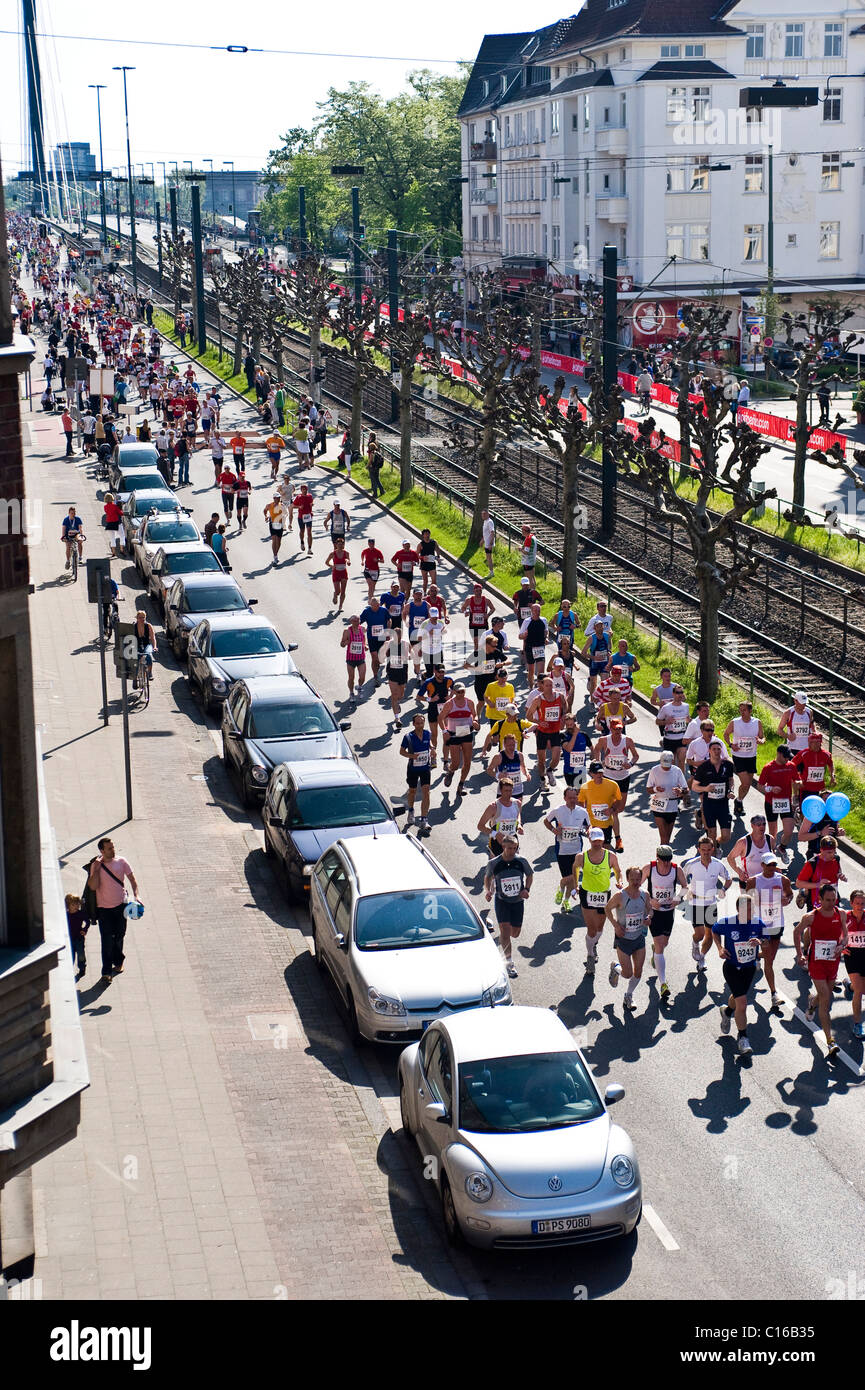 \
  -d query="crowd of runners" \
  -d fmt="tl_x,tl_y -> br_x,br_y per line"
12,213 -> 863,1064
